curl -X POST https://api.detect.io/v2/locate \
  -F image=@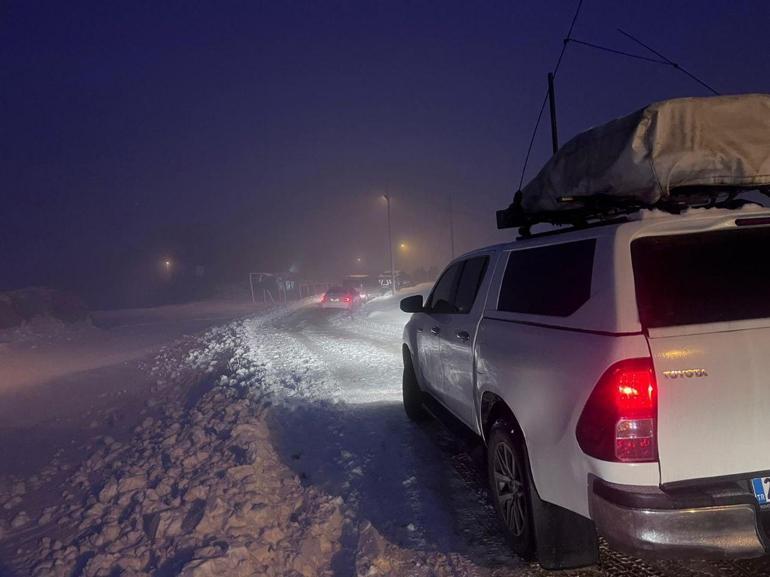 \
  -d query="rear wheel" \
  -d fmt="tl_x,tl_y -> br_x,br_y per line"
488,420 -> 535,558
402,351 -> 427,421
487,418 -> 599,569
